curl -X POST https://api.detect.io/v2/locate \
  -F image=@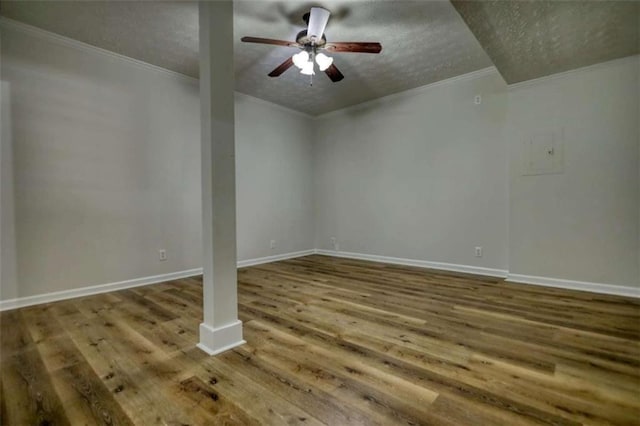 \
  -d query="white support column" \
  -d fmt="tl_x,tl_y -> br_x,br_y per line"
197,0 -> 244,356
